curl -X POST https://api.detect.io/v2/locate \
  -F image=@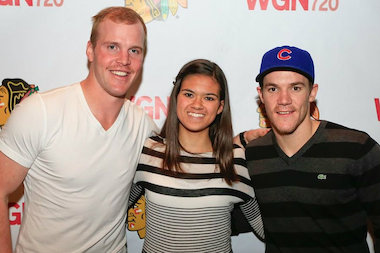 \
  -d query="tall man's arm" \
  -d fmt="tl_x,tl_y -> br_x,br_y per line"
0,151 -> 28,253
